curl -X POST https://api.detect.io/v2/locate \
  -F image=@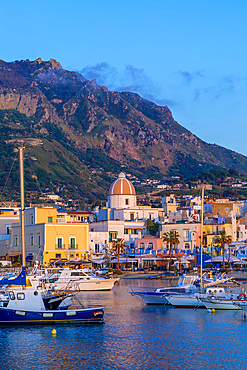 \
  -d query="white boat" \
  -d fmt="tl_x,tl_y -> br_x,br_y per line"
200,292 -> 247,310
47,268 -> 120,291
167,286 -> 228,308
130,274 -> 200,305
